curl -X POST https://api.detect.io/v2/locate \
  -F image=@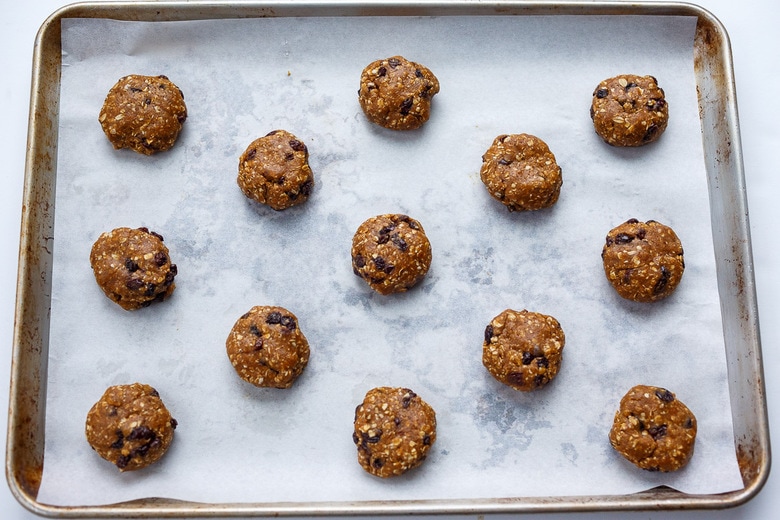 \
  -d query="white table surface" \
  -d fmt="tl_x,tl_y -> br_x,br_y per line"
2,0 -> 777,518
